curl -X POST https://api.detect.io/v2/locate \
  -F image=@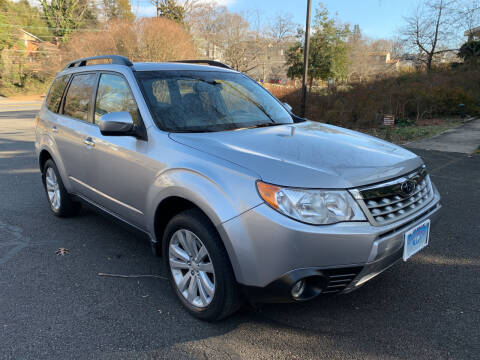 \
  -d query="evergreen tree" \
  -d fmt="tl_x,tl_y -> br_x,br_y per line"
39,0 -> 90,41
151,0 -> 185,24
102,0 -> 134,21
286,4 -> 349,89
